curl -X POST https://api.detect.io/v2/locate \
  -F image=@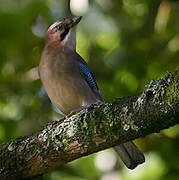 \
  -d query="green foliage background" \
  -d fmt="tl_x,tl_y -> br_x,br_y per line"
0,0 -> 179,179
